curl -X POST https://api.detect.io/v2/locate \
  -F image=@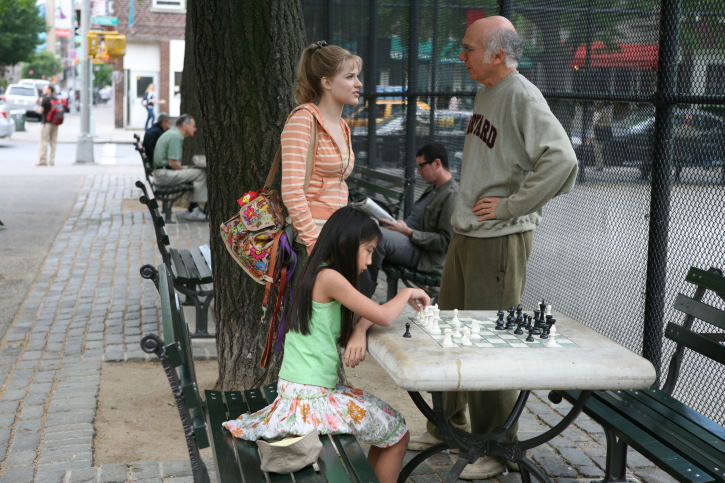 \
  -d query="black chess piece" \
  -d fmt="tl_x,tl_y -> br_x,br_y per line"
539,300 -> 547,317
514,317 -> 524,335
403,322 -> 412,338
525,327 -> 535,342
540,325 -> 549,339
533,309 -> 540,324
545,314 -> 553,327
508,313 -> 519,330
495,310 -> 505,330
526,315 -> 533,330
516,303 -> 523,319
